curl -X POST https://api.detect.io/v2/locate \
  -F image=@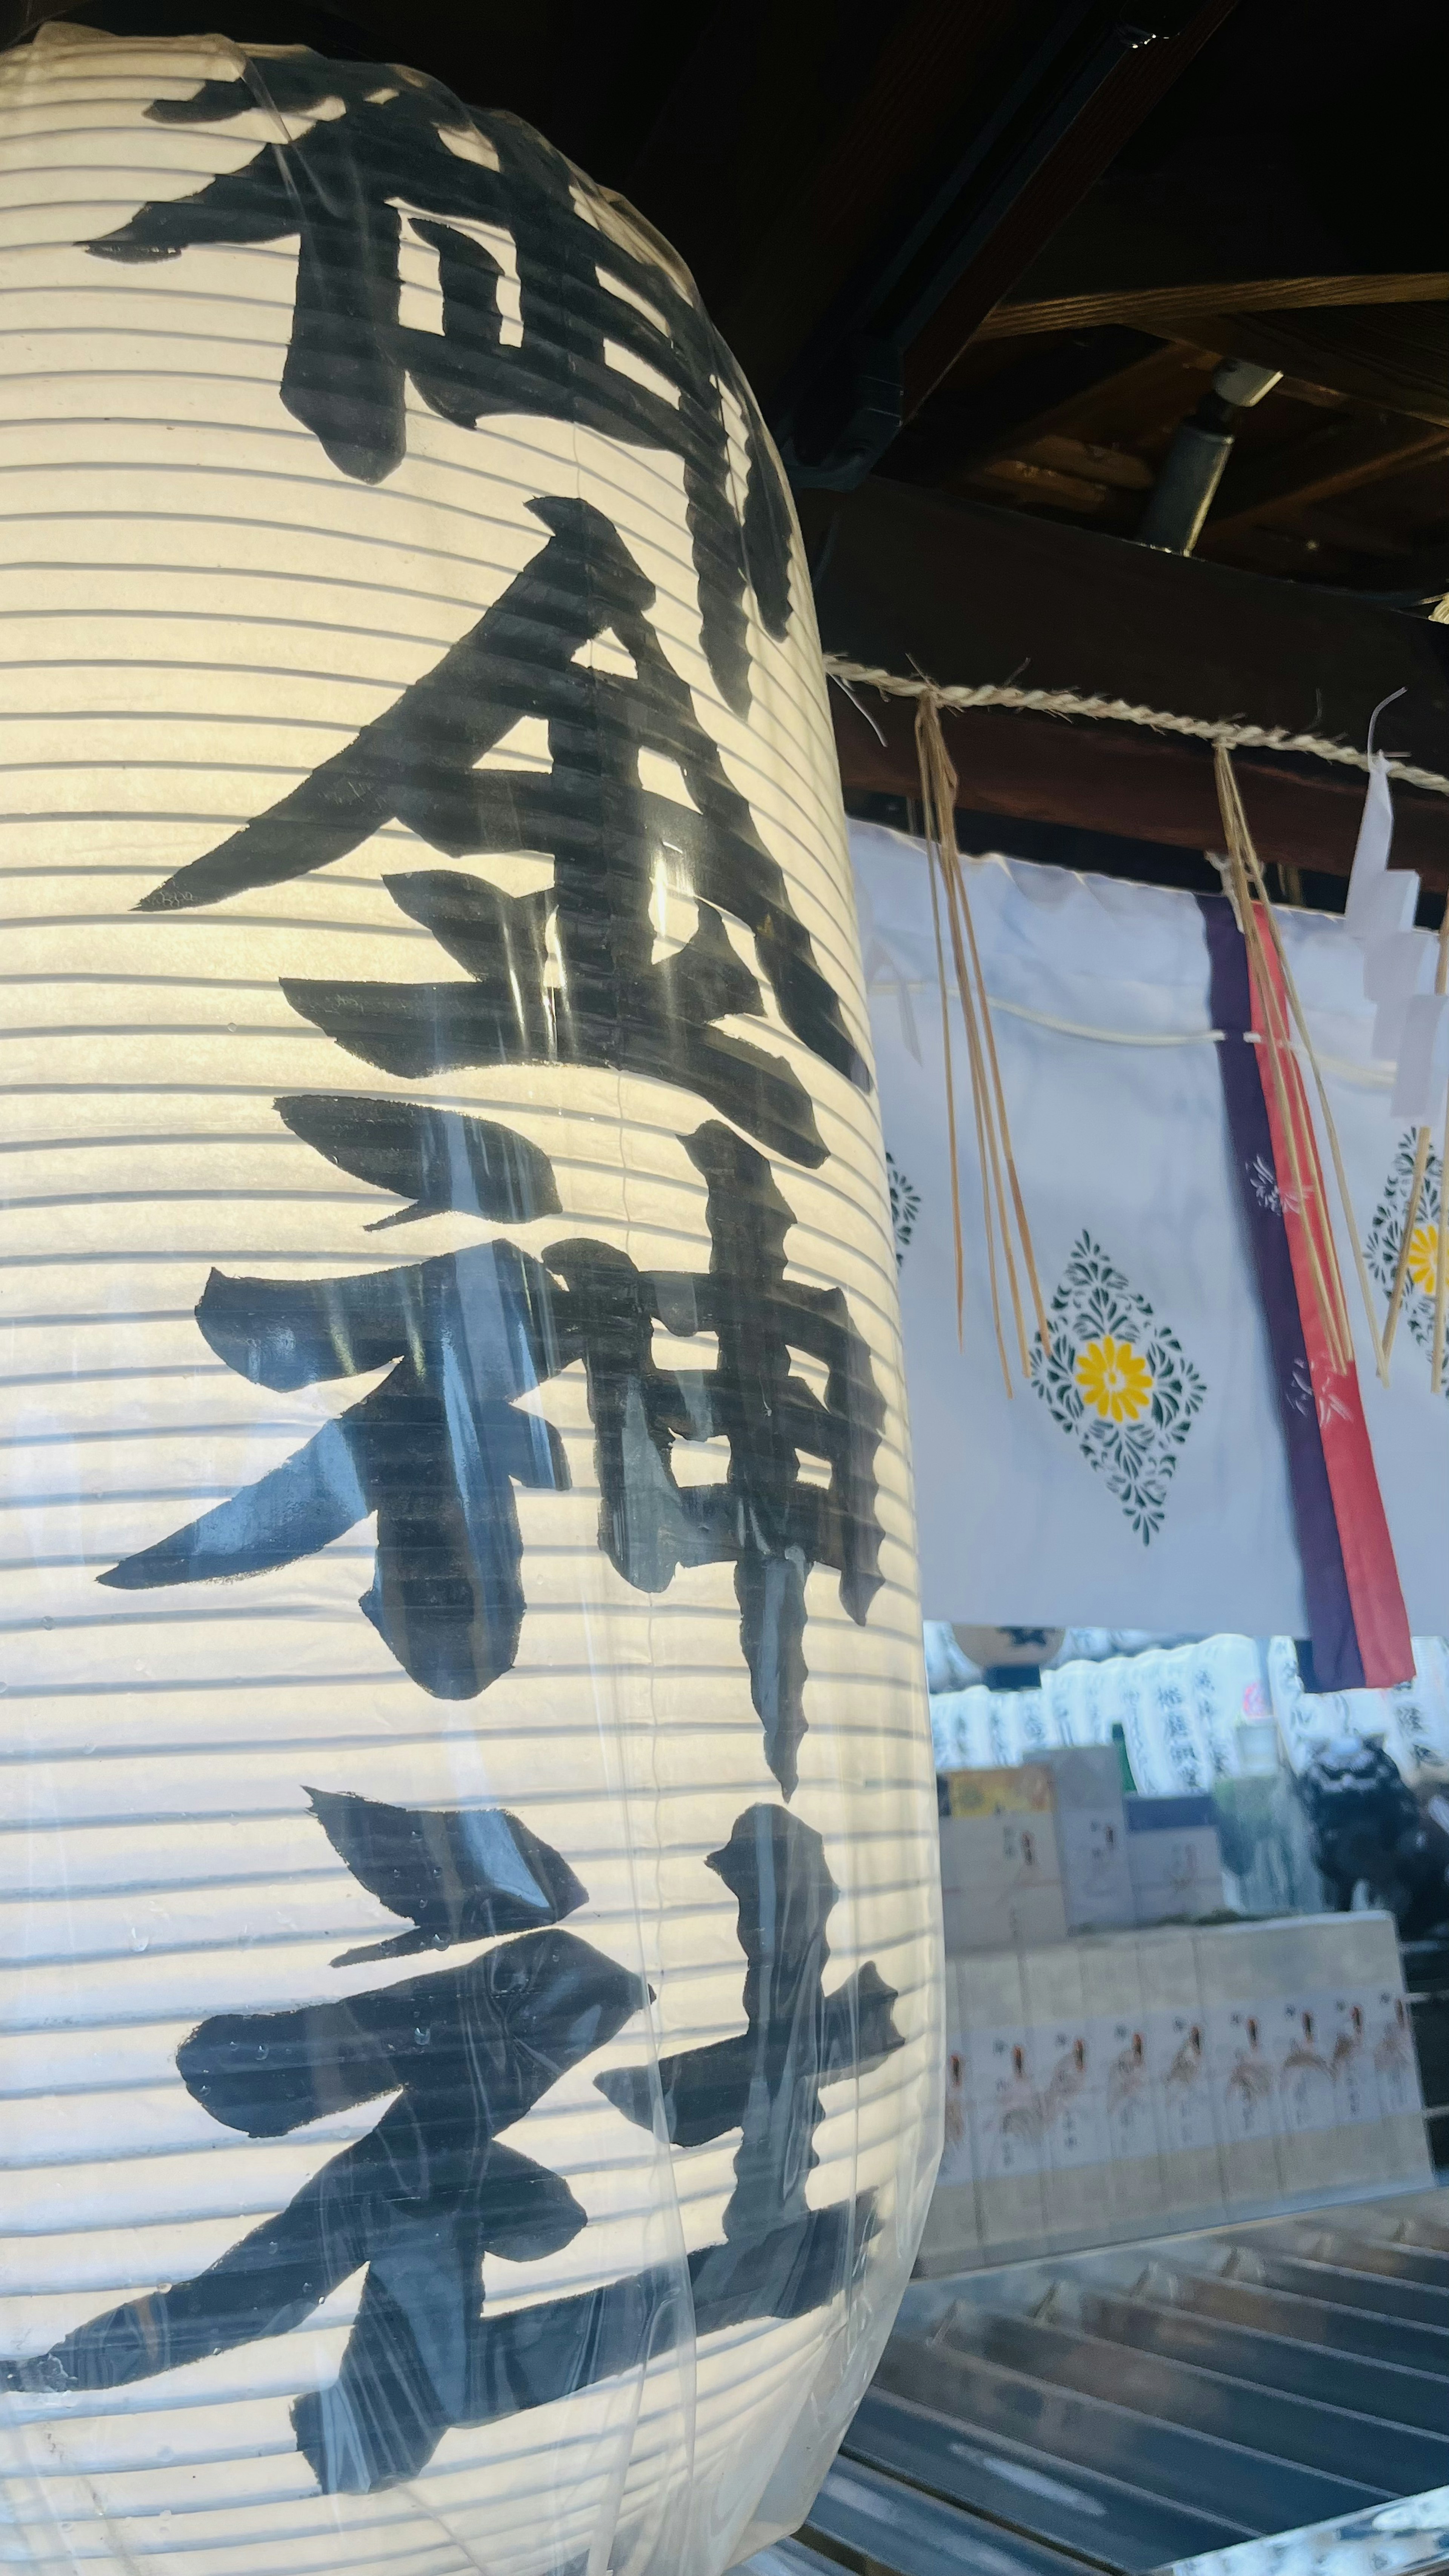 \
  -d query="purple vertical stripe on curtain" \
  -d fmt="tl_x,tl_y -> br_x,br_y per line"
1197,892 -> 1364,1690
